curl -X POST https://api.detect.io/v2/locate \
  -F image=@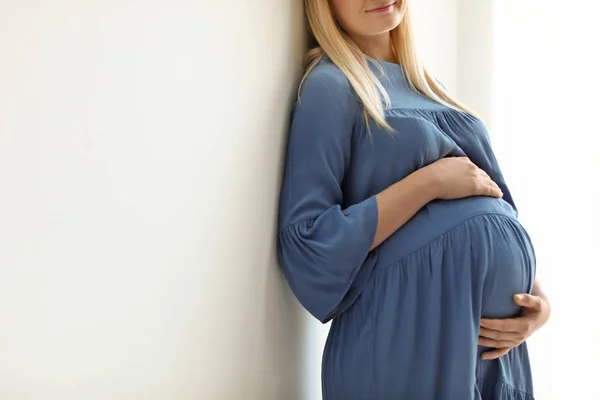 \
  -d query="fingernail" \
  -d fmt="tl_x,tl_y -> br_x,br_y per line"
515,294 -> 524,301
